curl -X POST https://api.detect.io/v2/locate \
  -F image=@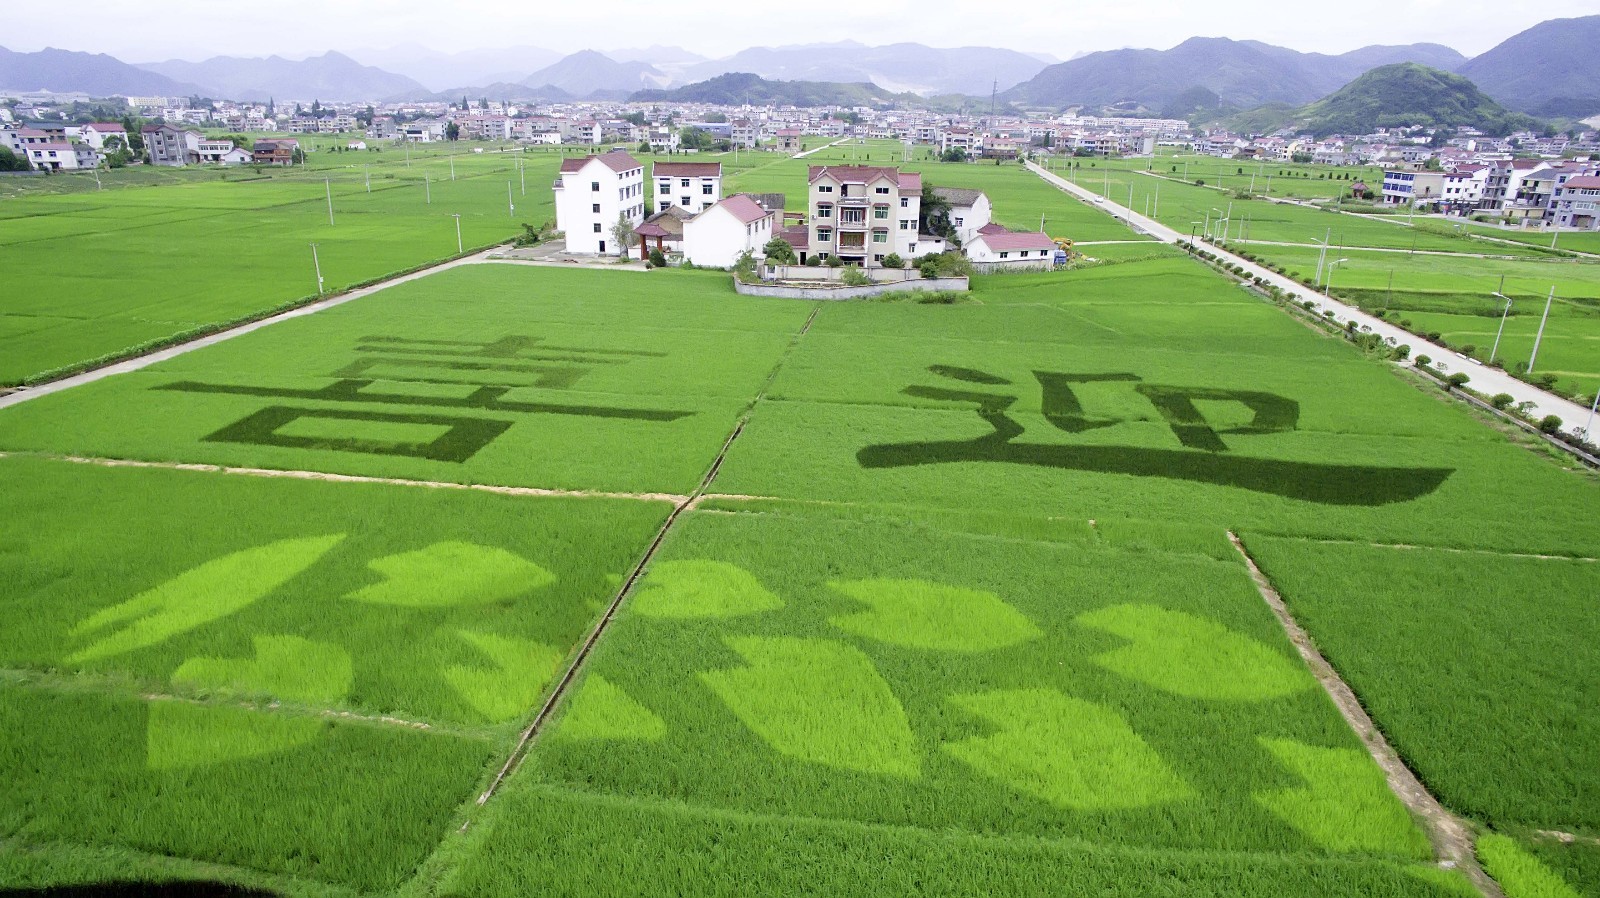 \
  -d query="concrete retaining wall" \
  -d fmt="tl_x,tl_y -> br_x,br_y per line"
734,276 -> 969,300
762,265 -> 925,283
